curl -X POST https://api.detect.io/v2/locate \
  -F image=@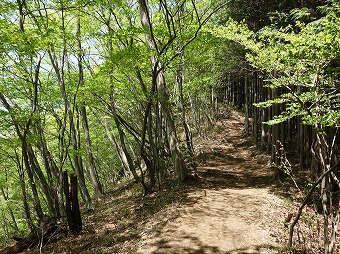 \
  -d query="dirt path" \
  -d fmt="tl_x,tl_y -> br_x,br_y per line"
138,112 -> 284,254
19,111 -> 285,254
